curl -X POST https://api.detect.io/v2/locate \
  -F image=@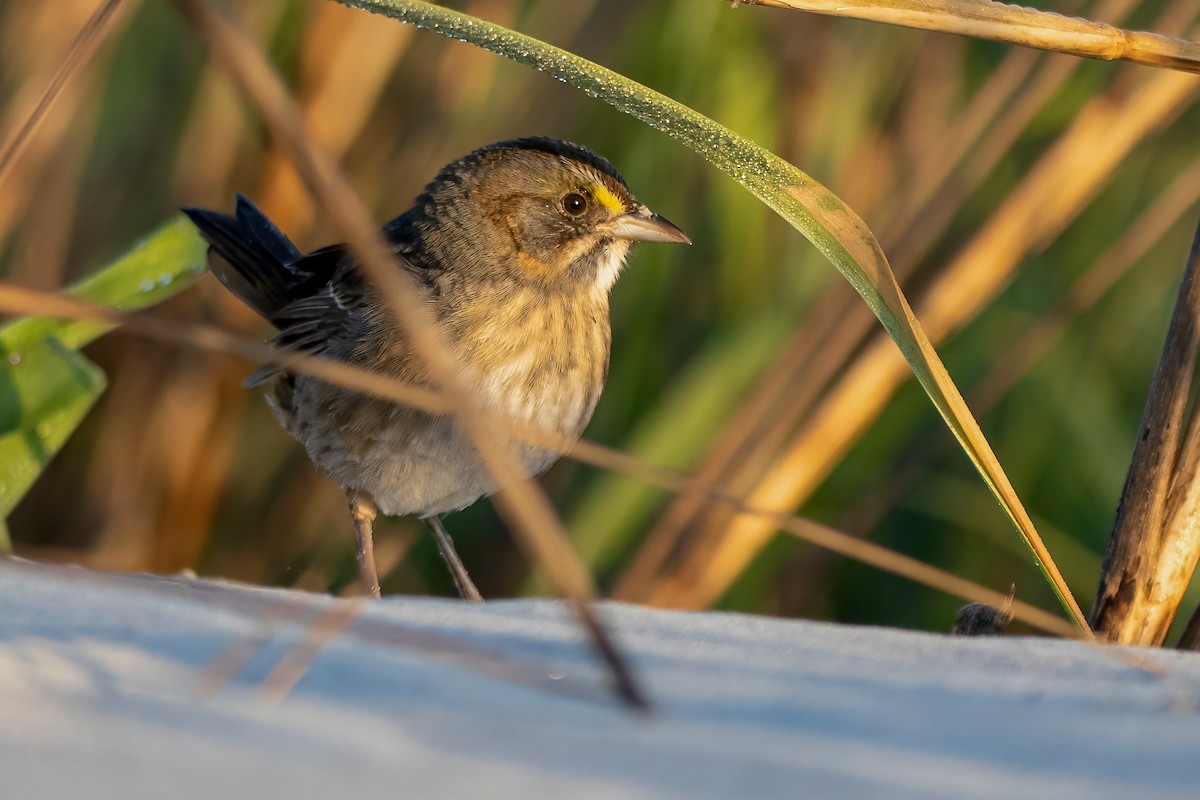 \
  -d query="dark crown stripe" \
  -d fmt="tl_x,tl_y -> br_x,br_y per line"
442,137 -> 628,189
496,137 -> 628,188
